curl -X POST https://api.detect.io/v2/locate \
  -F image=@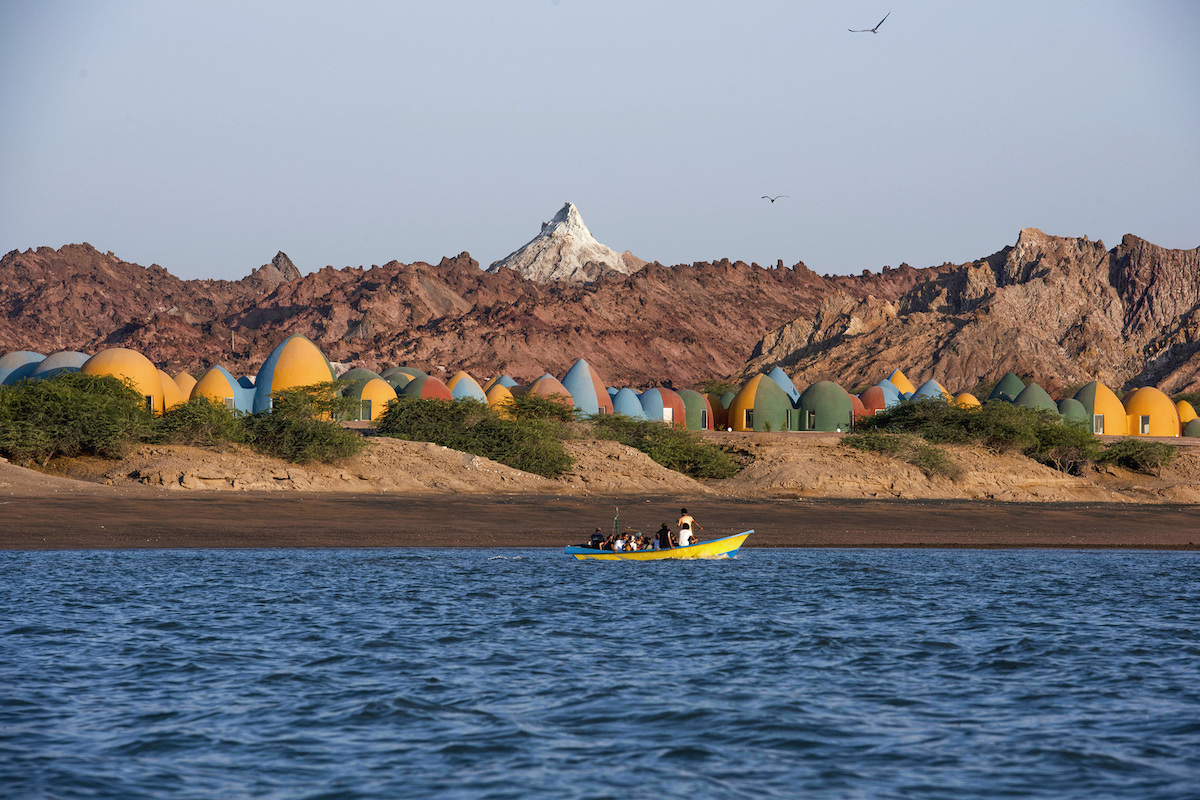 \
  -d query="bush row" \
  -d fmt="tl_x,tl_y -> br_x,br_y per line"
374,394 -> 740,480
375,398 -> 575,479
0,374 -> 364,466
847,399 -> 1177,476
